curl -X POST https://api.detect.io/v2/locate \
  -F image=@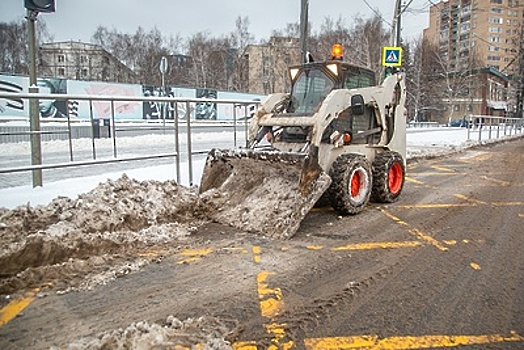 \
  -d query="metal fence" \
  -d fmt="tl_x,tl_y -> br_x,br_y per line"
0,91 -> 258,187
466,114 -> 524,141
